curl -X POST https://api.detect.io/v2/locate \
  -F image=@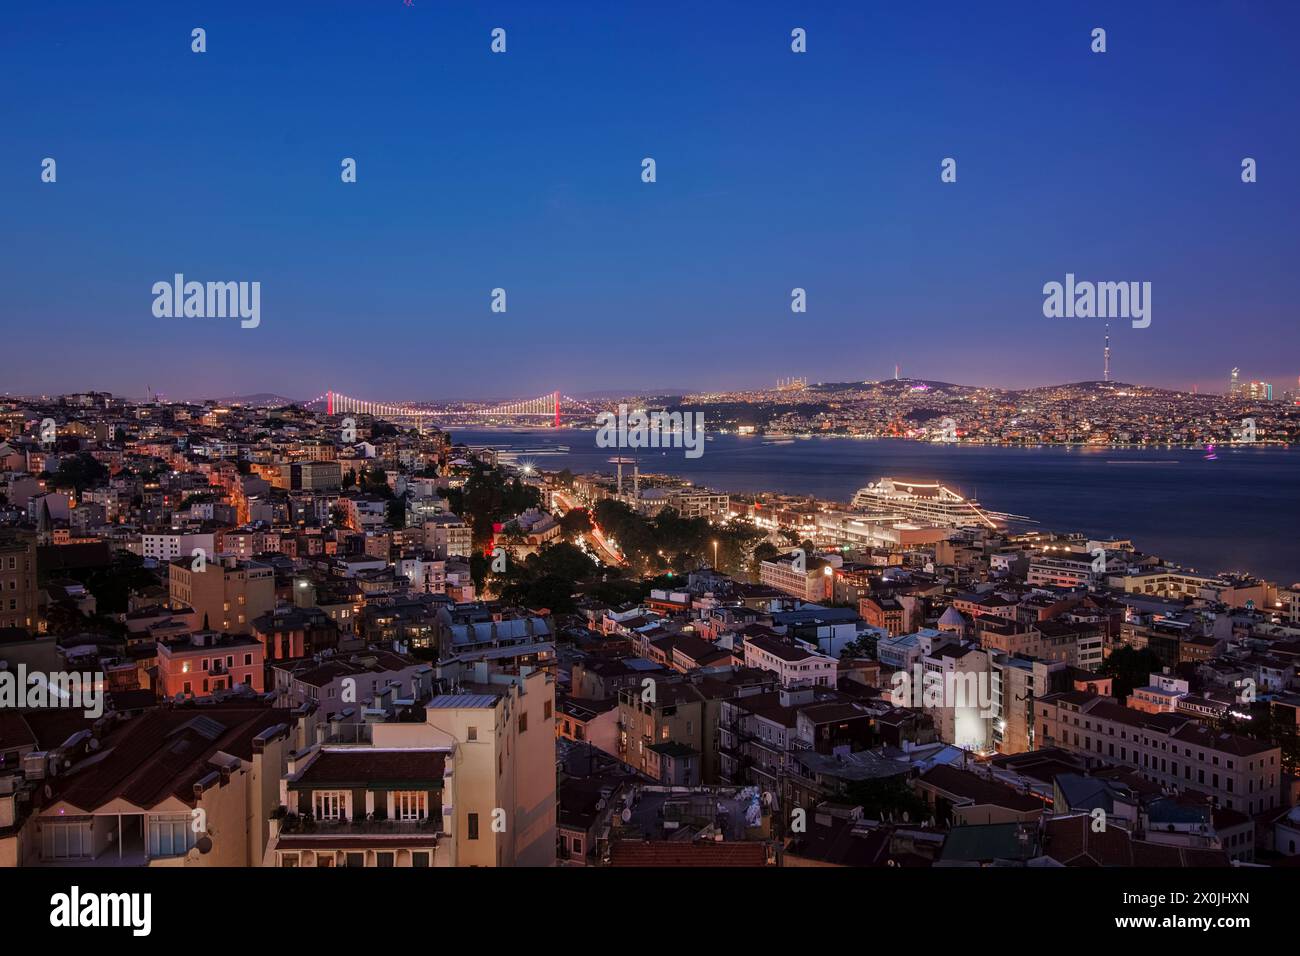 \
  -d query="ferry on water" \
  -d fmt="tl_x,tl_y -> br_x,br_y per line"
850,477 -> 1028,530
